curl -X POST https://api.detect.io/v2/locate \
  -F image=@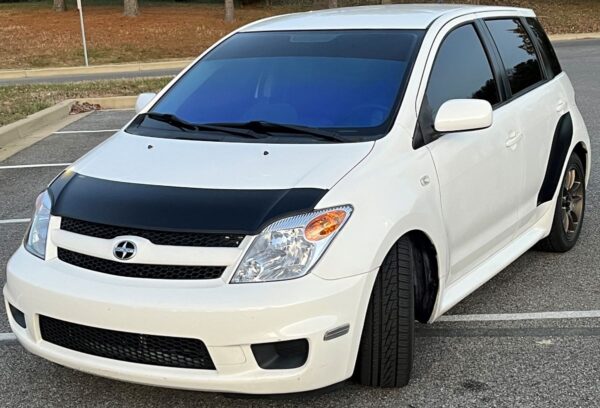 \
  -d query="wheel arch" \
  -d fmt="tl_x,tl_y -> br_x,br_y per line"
382,229 -> 441,324
572,141 -> 589,181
